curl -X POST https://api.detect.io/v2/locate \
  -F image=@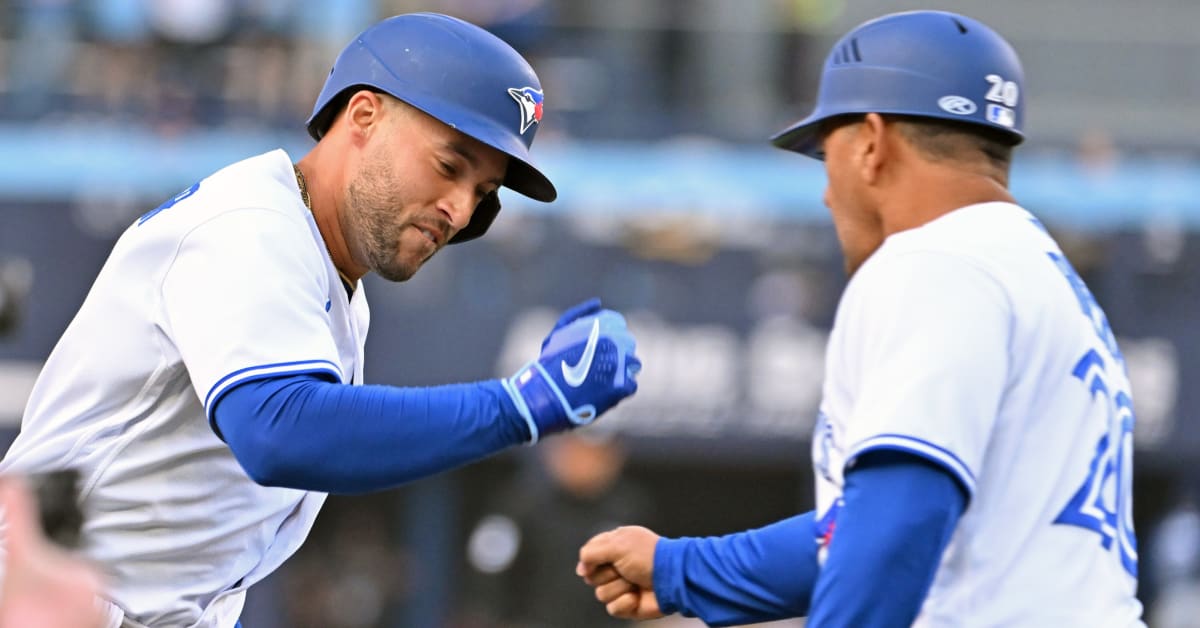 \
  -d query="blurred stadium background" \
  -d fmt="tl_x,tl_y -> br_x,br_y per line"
1,0 -> 1199,626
